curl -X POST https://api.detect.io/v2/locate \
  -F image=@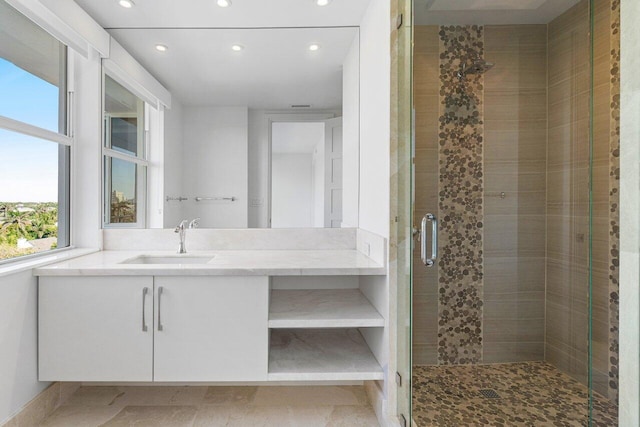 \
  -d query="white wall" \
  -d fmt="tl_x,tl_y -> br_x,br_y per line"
0,271 -> 48,424
247,109 -> 271,228
358,1 -> 390,239
619,0 -> 640,424
271,153 -> 313,228
342,32 -> 360,228
312,138 -> 325,227
182,106 -> 248,228
356,0 -> 391,417
72,49 -> 103,248
163,99 -> 184,227
146,105 -> 164,228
